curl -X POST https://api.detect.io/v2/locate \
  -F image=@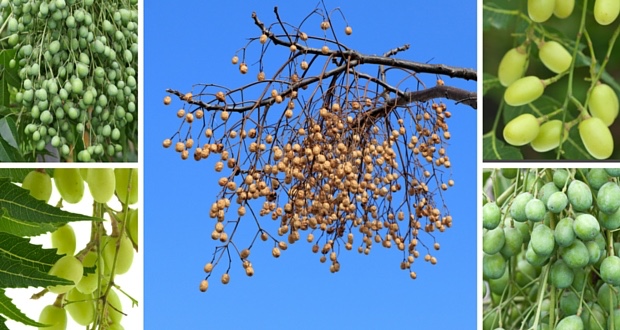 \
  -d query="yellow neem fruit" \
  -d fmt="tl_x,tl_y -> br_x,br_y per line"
594,0 -> 620,25
539,41 -> 572,73
498,47 -> 528,87
504,76 -> 545,106
528,0 -> 556,22
503,113 -> 540,146
86,168 -> 115,204
579,117 -> 614,159
54,169 -> 84,204
588,83 -> 619,126
530,119 -> 569,152
554,0 -> 575,18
